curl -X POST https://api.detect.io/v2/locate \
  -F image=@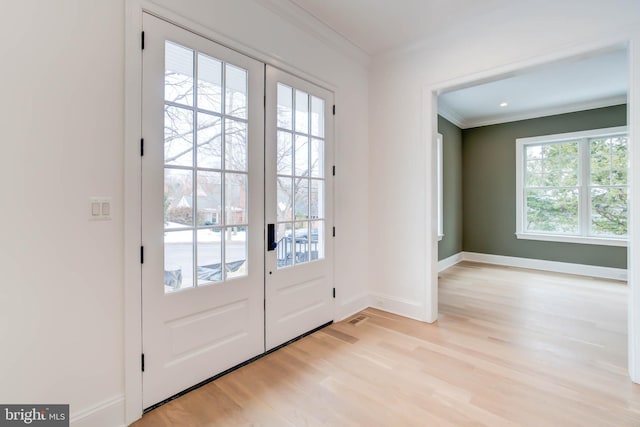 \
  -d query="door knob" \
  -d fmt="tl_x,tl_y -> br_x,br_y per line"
267,224 -> 277,251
